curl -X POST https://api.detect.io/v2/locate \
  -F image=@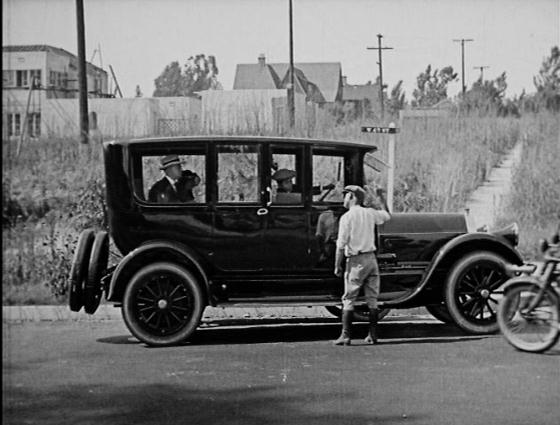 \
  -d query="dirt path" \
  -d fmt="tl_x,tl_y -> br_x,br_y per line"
465,141 -> 523,231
